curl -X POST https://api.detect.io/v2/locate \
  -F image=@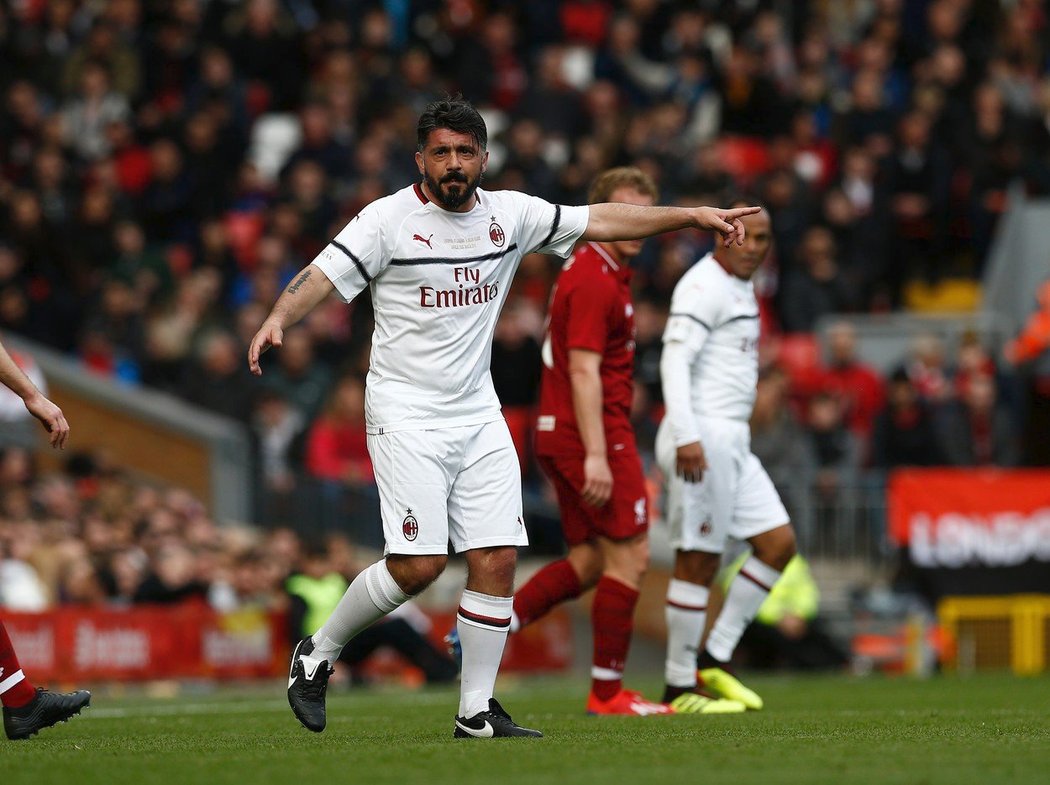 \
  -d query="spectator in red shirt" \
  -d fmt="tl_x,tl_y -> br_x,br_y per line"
305,375 -> 373,485
954,330 -> 996,397
871,368 -> 947,469
905,332 -> 953,404
819,320 -> 885,440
